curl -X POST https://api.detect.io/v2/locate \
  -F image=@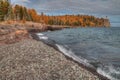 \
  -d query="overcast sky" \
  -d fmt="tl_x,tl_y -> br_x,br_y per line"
11,0 -> 120,26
